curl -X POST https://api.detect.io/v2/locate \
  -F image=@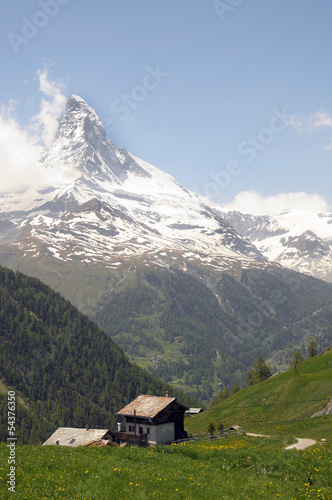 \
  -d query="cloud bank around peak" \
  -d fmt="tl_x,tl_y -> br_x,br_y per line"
0,70 -> 69,194
223,190 -> 330,216
30,69 -> 67,146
